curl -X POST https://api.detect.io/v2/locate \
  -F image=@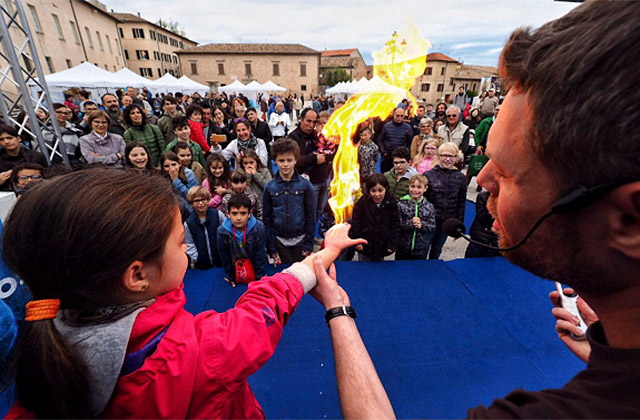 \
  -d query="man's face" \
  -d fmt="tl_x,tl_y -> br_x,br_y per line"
163,101 -> 177,115
489,90 -> 495,97
426,104 -> 433,113
393,109 -> 404,124
477,89 -> 565,279
446,109 -> 460,126
0,132 -> 21,152
300,111 -> 317,134
103,95 -> 119,113
246,110 -> 257,123
417,107 -> 425,118
228,206 -> 251,229
126,88 -> 136,98
122,96 -> 133,108
84,104 -> 98,114
459,87 -> 465,94
202,108 -> 212,124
